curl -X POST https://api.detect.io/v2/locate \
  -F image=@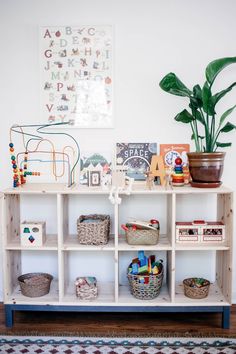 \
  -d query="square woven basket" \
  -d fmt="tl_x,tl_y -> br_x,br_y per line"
125,228 -> 159,245
77,214 -> 110,245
